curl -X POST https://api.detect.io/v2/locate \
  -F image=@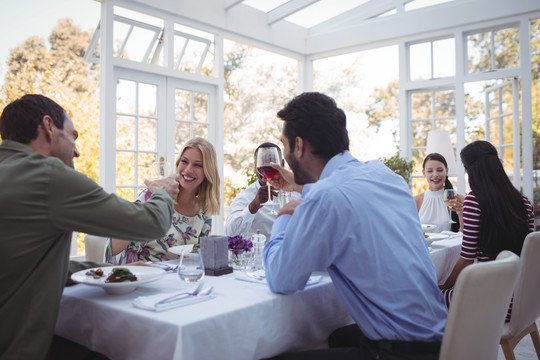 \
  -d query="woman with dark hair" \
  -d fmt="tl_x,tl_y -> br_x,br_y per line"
414,153 -> 462,232
440,141 -> 535,310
